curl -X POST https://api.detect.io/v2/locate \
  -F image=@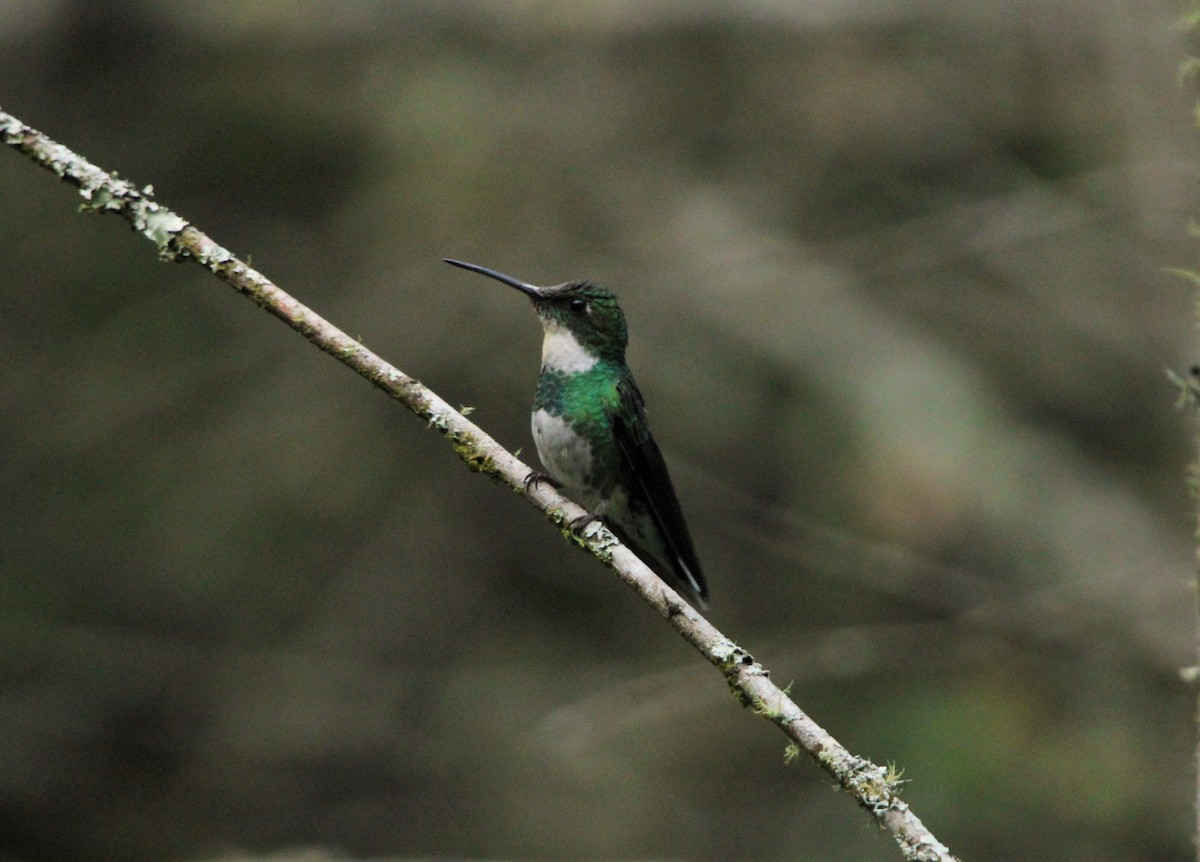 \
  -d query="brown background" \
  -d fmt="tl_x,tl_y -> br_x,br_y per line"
0,3 -> 1196,861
